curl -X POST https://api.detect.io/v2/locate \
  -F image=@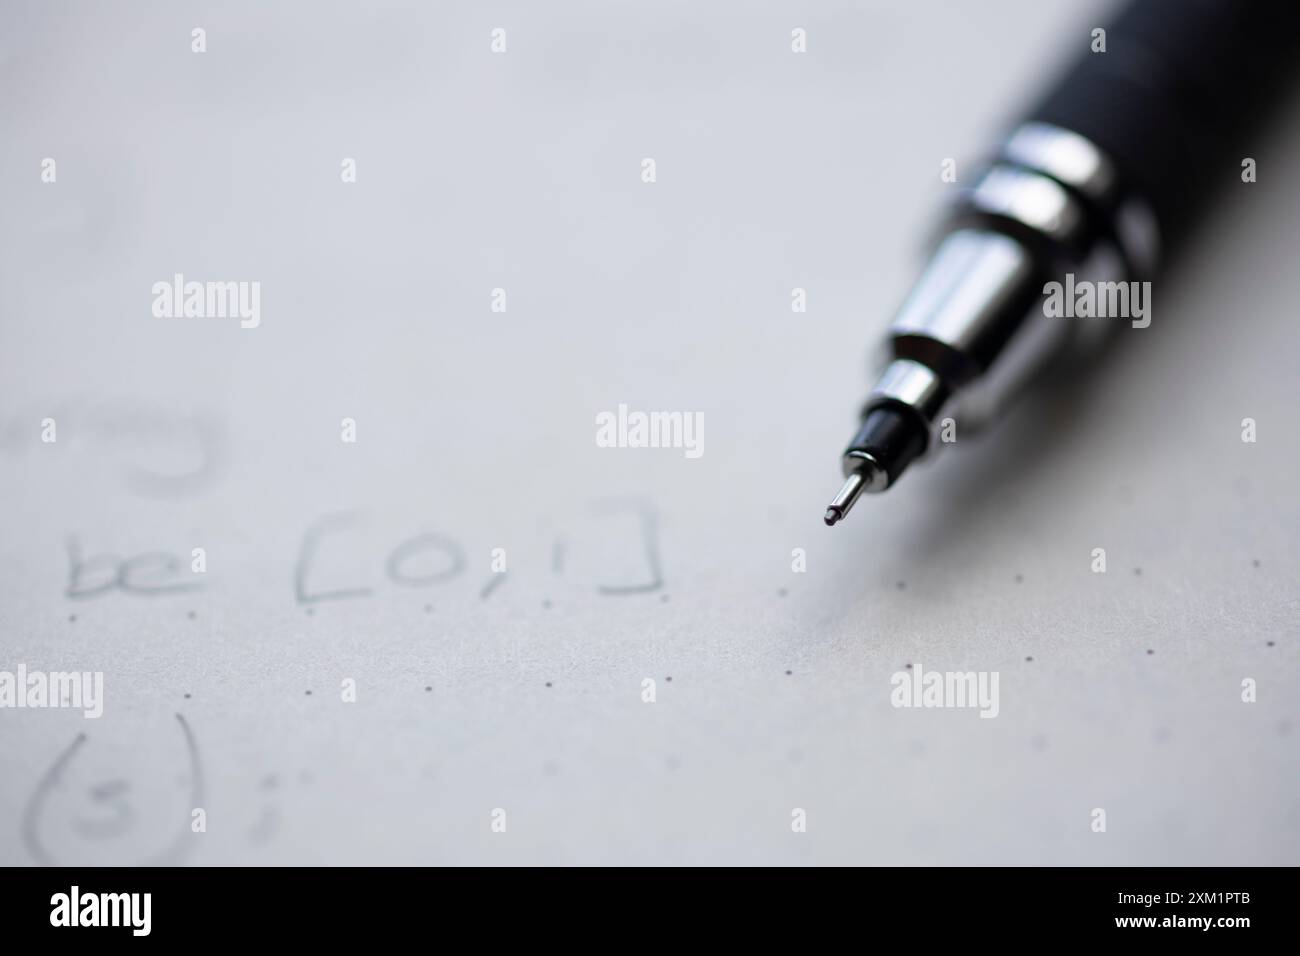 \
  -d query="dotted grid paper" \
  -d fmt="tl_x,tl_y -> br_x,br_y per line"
1,1 -> 1297,865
